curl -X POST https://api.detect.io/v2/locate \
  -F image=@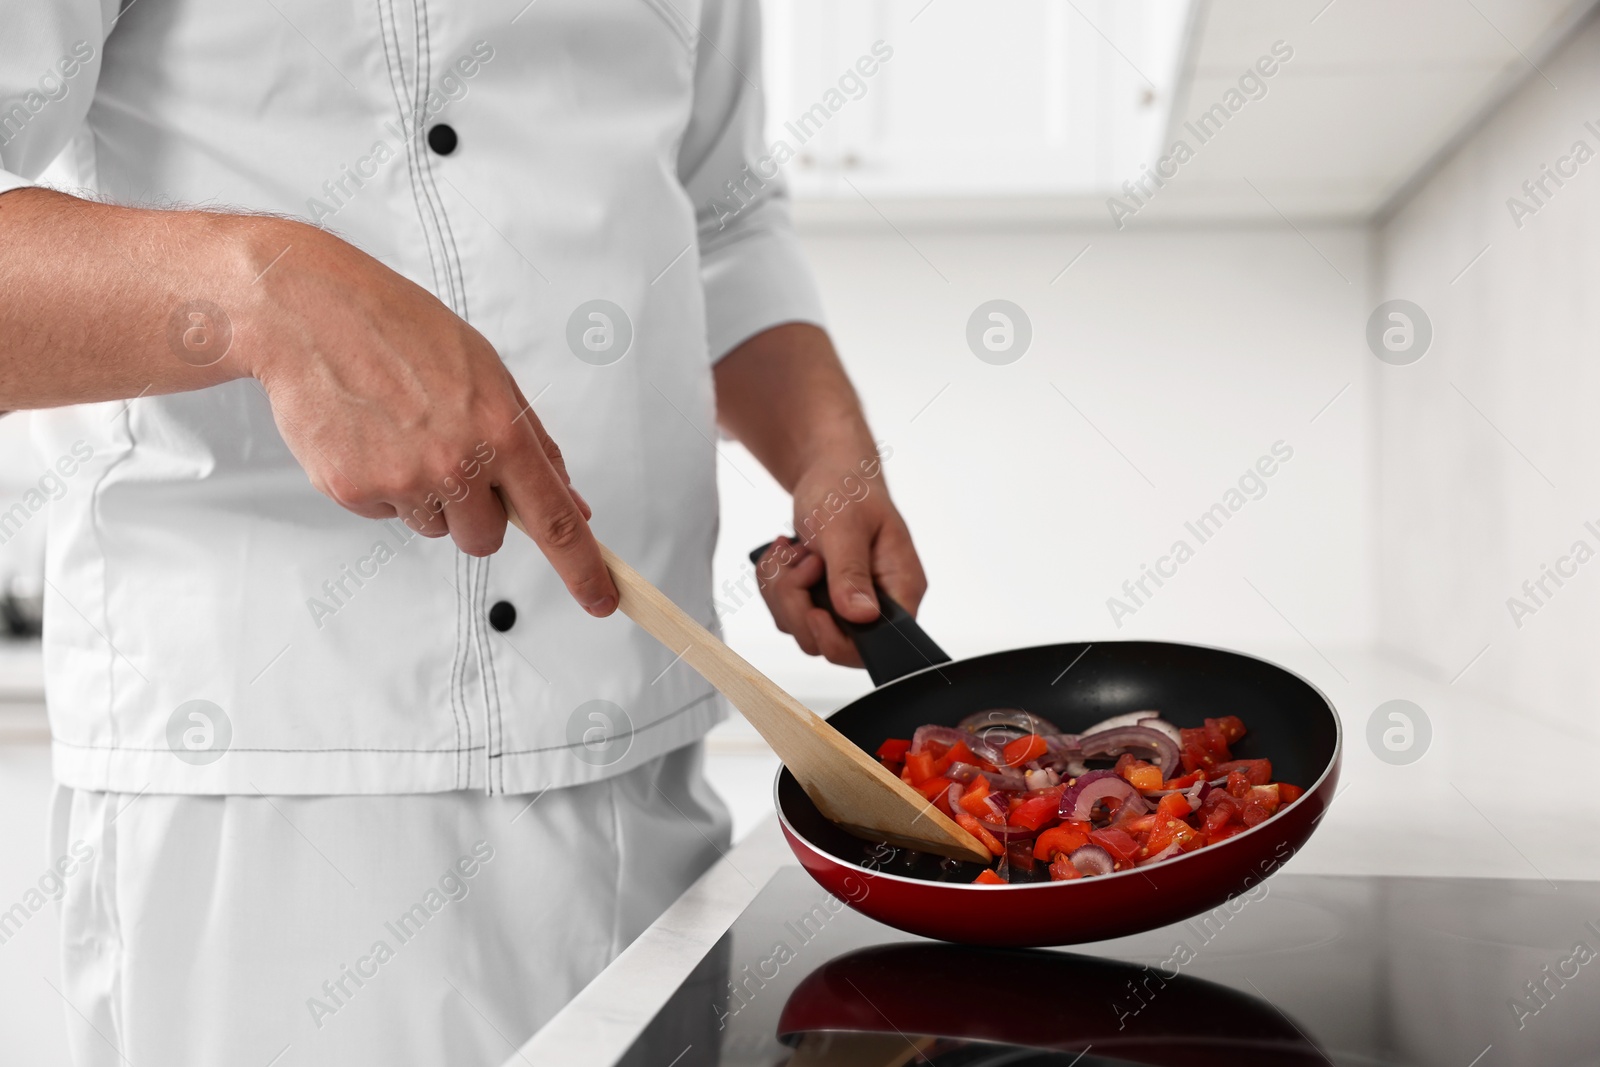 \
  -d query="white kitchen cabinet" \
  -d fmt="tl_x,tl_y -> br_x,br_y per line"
759,0 -> 1192,200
